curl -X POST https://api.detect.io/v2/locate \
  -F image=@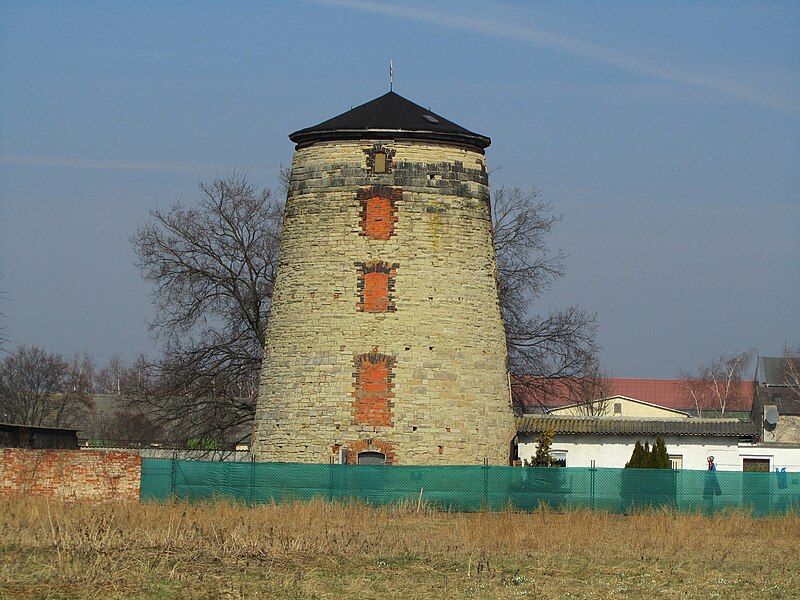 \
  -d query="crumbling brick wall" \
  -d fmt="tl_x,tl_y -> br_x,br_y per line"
0,448 -> 141,501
